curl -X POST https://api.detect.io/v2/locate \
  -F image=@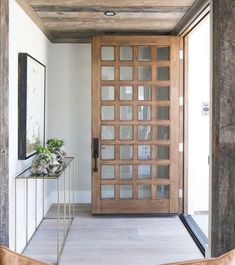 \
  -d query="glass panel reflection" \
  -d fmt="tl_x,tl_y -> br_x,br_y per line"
120,126 -> 133,140
157,145 -> 170,160
157,67 -> 170,80
101,46 -> 114,61
138,125 -> 151,140
157,165 -> 170,179
101,165 -> 115,179
101,106 -> 114,120
138,106 -> 151,120
120,66 -> 133,81
138,185 -> 151,199
120,86 -> 133,100
157,106 -> 170,120
120,46 -> 133,61
101,126 -> 115,140
138,66 -> 151,81
101,66 -> 114,80
157,47 -> 170,61
120,165 -> 132,179
120,185 -> 133,199
120,145 -> 133,160
101,185 -> 114,199
138,86 -> 151,100
120,106 -> 133,120
138,46 -> 151,61
101,145 -> 115,160
138,145 -> 151,160
157,125 -> 170,140
157,185 -> 170,198
156,86 -> 170,101
138,165 -> 151,179
101,86 -> 115,100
